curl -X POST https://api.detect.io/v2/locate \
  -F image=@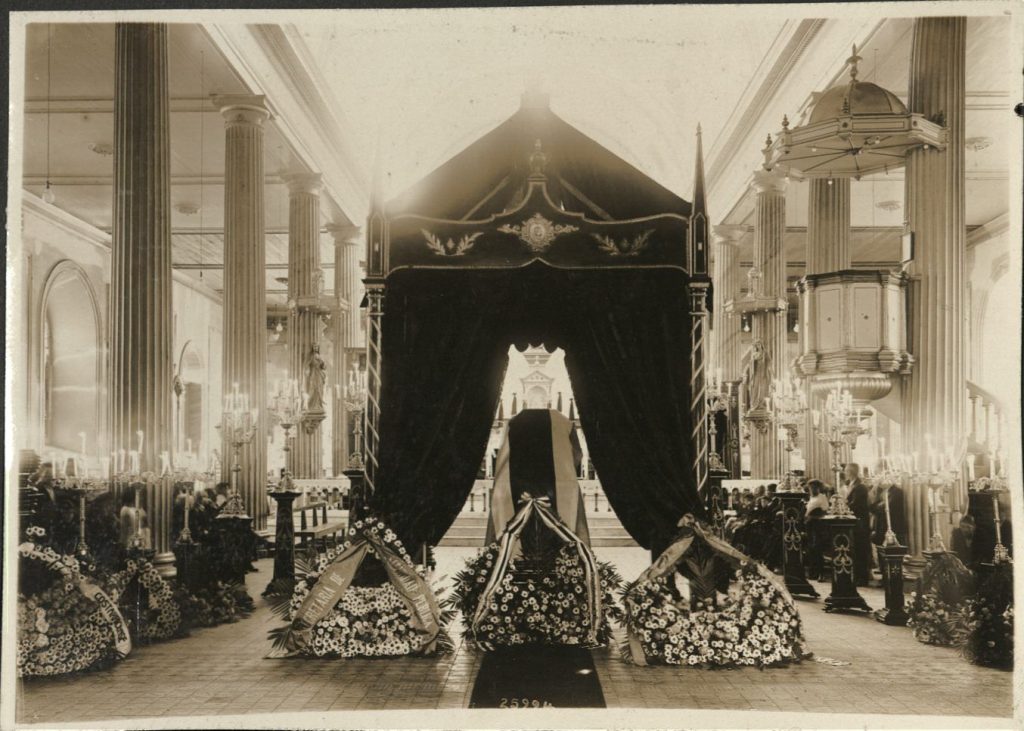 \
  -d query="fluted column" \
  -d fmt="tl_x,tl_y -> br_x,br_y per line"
109,24 -> 175,575
216,95 -> 270,530
902,18 -> 967,550
285,173 -> 325,479
750,169 -> 788,478
804,178 -> 852,482
712,225 -> 746,383
327,223 -> 361,474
